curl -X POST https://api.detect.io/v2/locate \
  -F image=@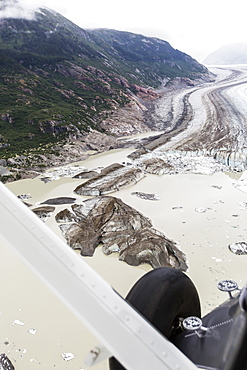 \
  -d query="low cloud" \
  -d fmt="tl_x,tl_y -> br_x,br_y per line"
0,0 -> 46,20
